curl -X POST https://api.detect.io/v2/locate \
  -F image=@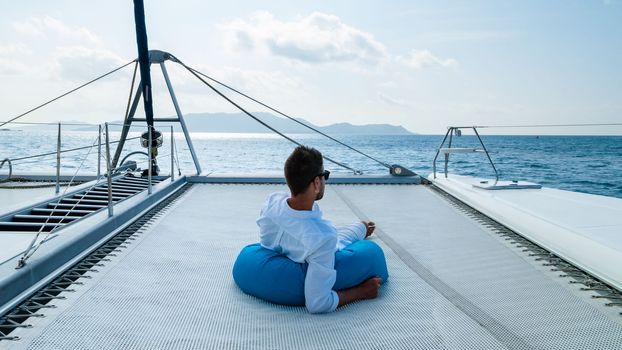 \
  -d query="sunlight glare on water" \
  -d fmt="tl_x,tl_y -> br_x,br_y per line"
0,129 -> 621,199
